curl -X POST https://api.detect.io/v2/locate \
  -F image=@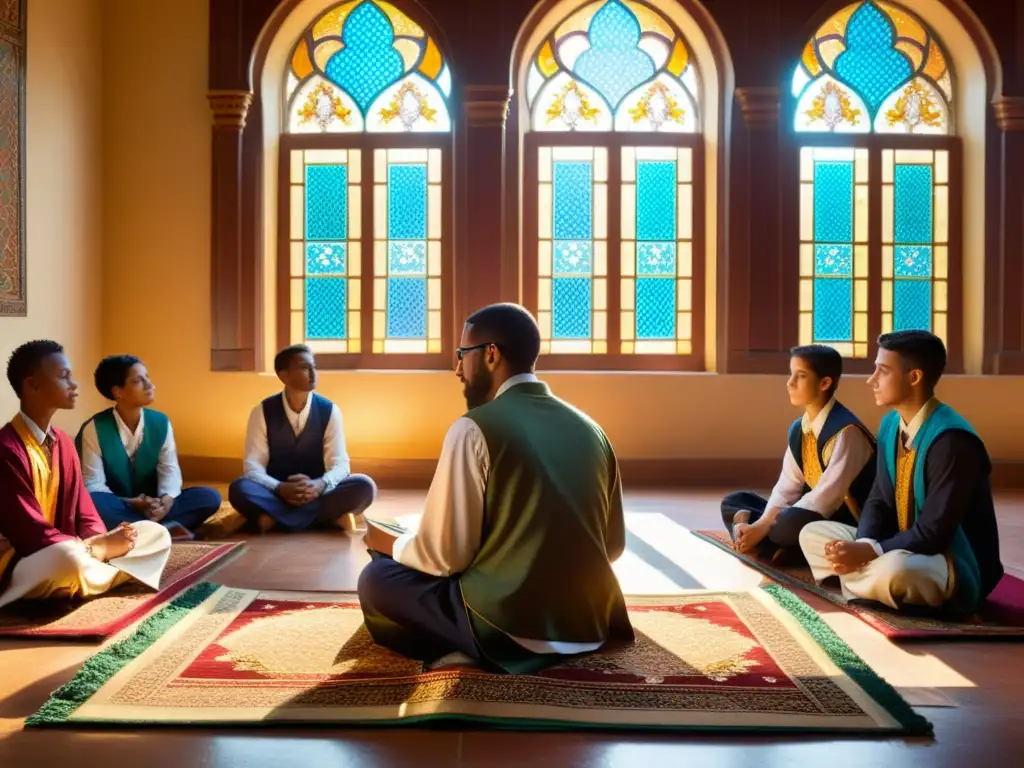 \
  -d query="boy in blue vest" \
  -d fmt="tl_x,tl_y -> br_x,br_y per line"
722,345 -> 876,563
227,345 -> 376,533
800,331 -> 1003,614
77,355 -> 222,540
